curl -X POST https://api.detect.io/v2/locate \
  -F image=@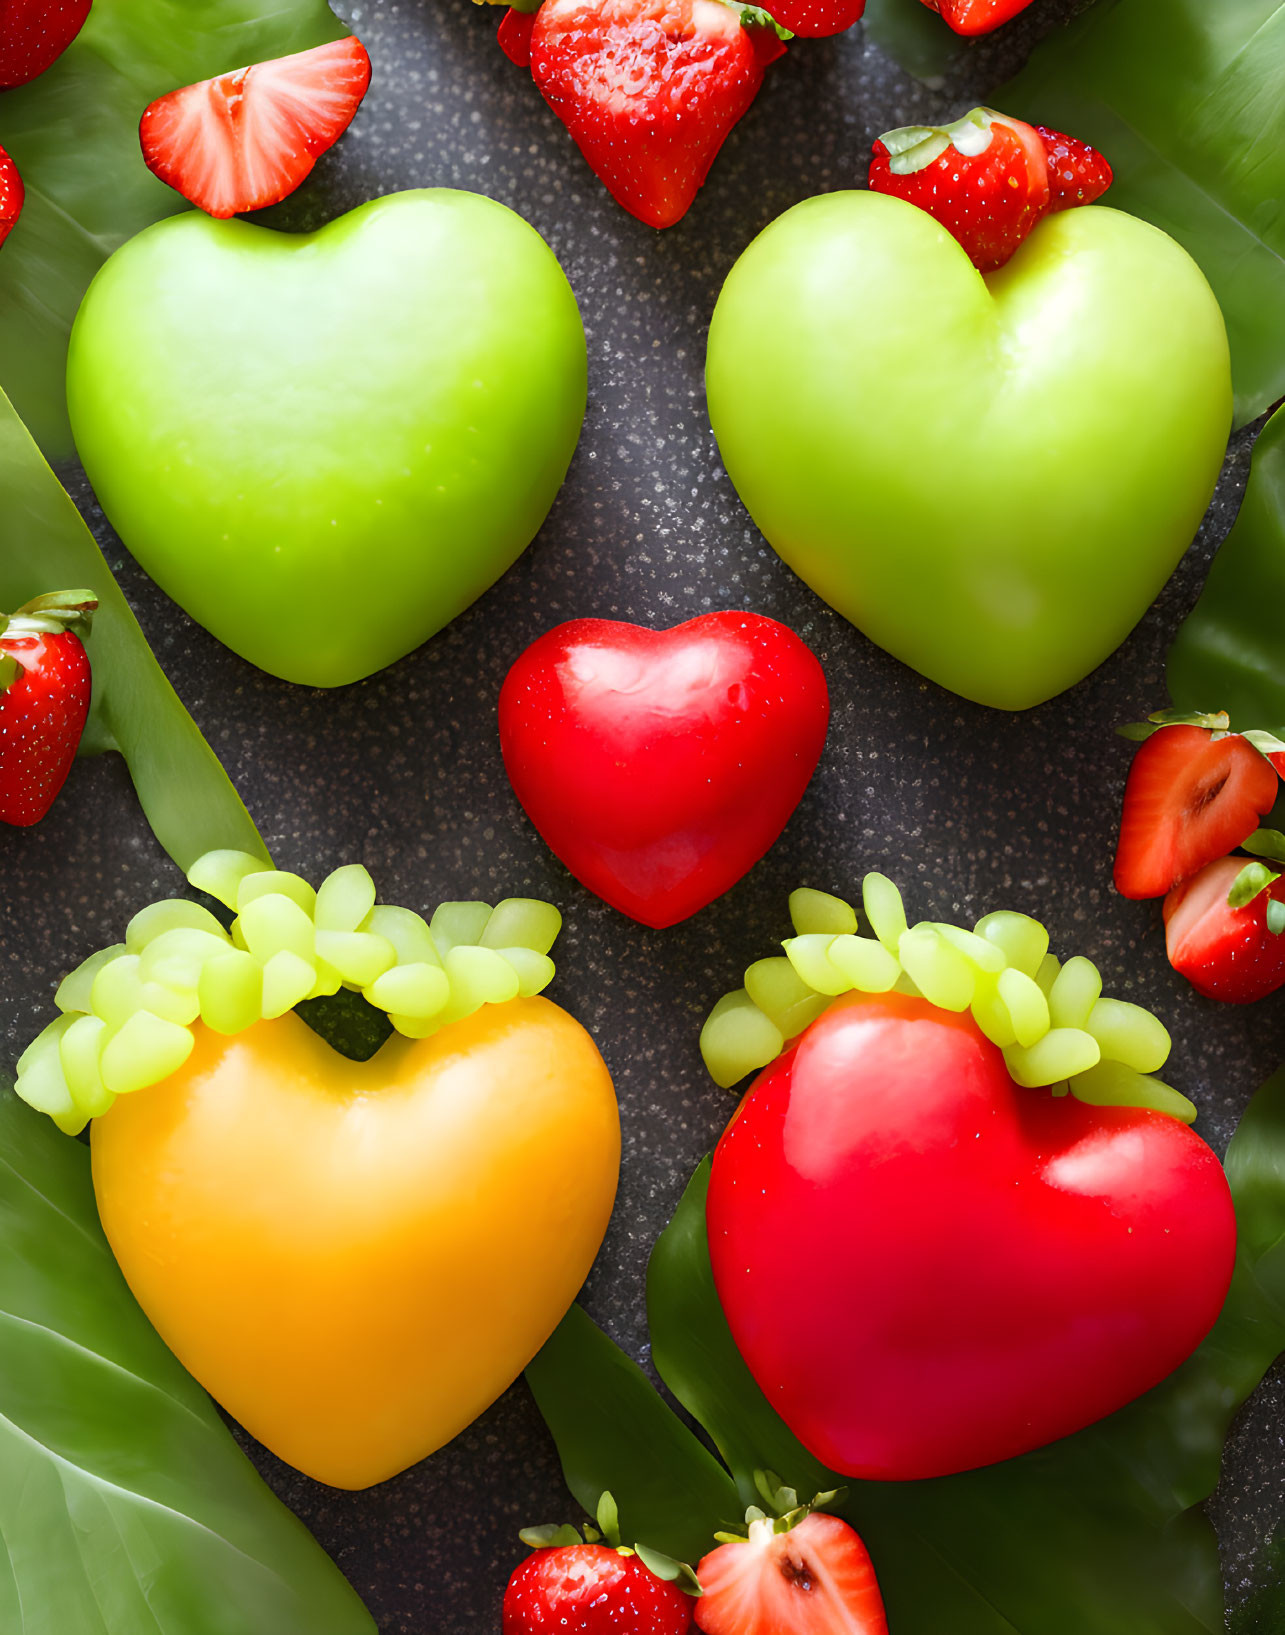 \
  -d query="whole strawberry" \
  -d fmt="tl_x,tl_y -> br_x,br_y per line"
0,142 -> 23,250
0,0 -> 93,89
917,0 -> 1032,33
868,106 -> 1112,273
1166,855 -> 1285,1005
503,1494 -> 698,1633
503,0 -> 787,230
0,591 -> 97,827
